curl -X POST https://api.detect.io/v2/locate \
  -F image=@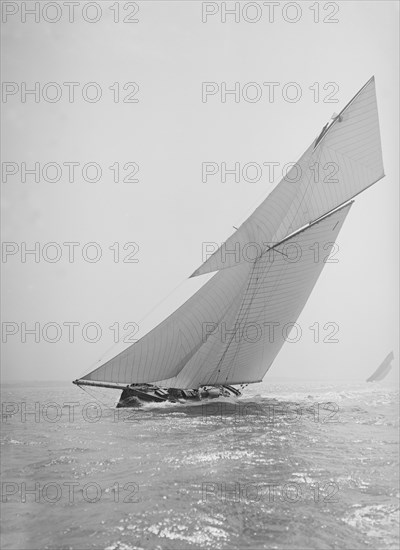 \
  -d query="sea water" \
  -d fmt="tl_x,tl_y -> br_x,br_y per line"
1,380 -> 399,550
